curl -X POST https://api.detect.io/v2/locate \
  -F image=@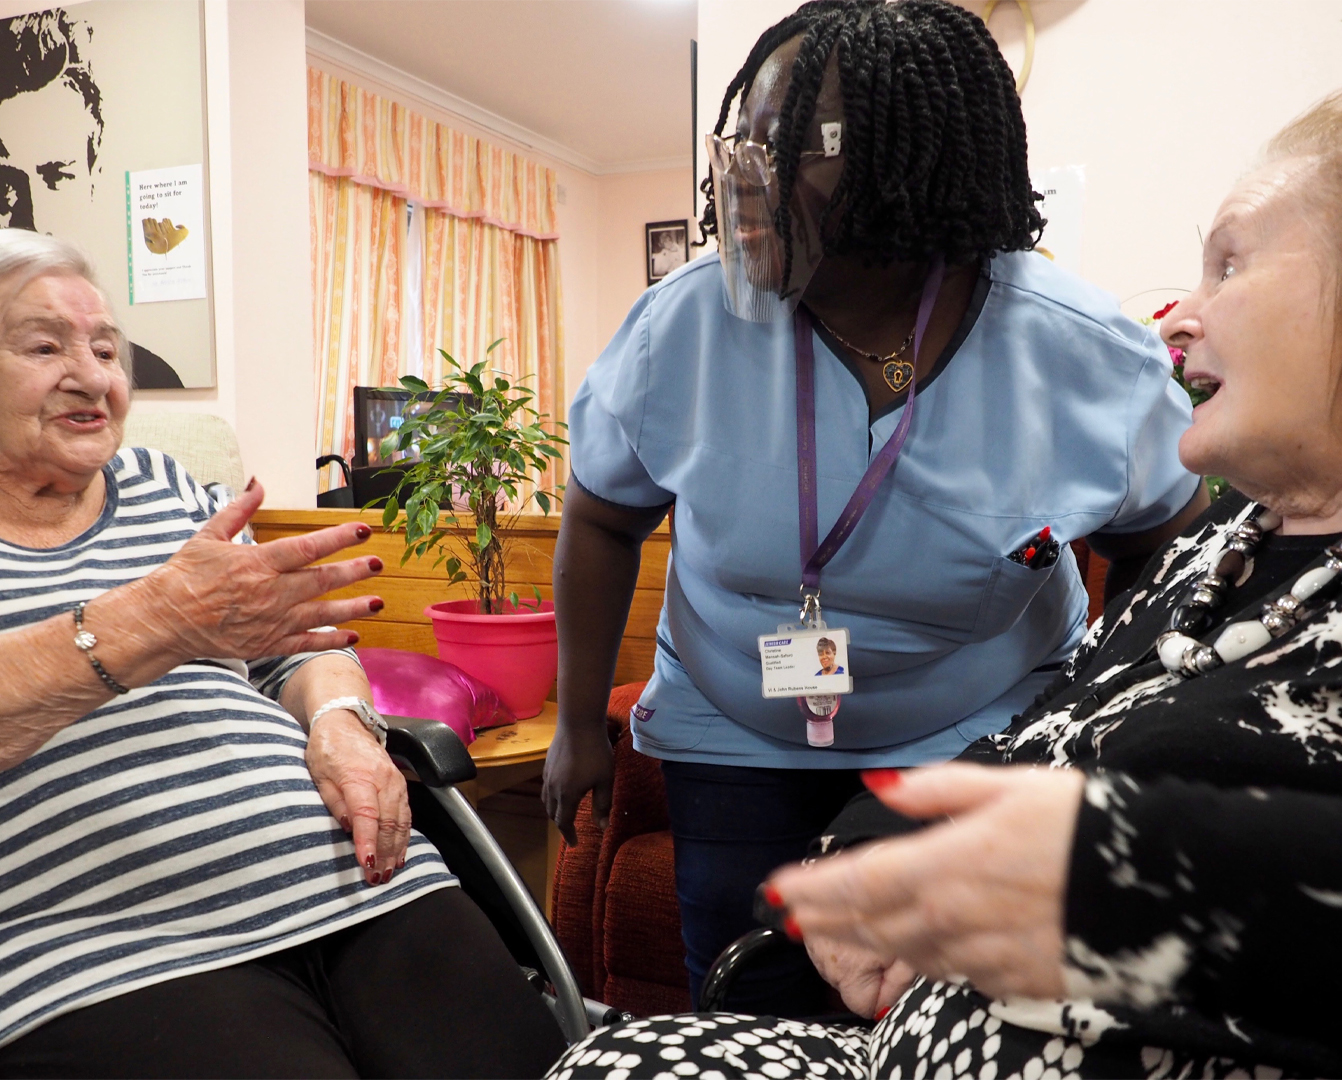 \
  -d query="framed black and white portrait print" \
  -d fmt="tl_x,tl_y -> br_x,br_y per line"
0,3 -> 213,388
646,219 -> 688,285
